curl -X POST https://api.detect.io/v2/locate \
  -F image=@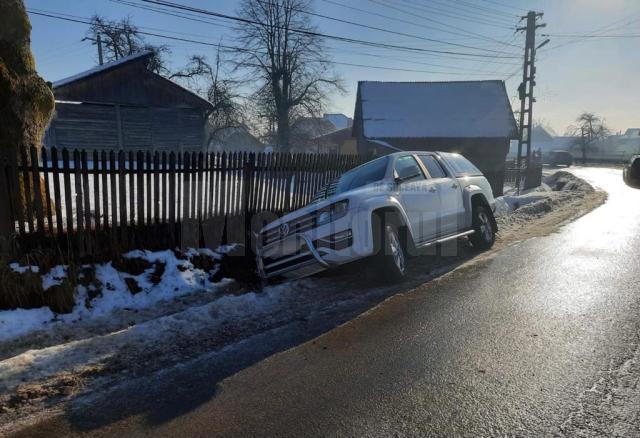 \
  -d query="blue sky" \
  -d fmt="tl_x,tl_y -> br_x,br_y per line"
26,0 -> 640,134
